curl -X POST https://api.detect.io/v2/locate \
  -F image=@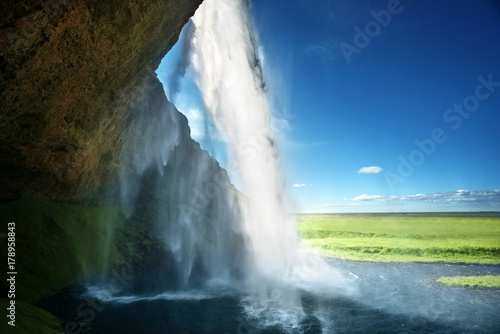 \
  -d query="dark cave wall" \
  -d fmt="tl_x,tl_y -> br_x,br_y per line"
0,0 -> 203,200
